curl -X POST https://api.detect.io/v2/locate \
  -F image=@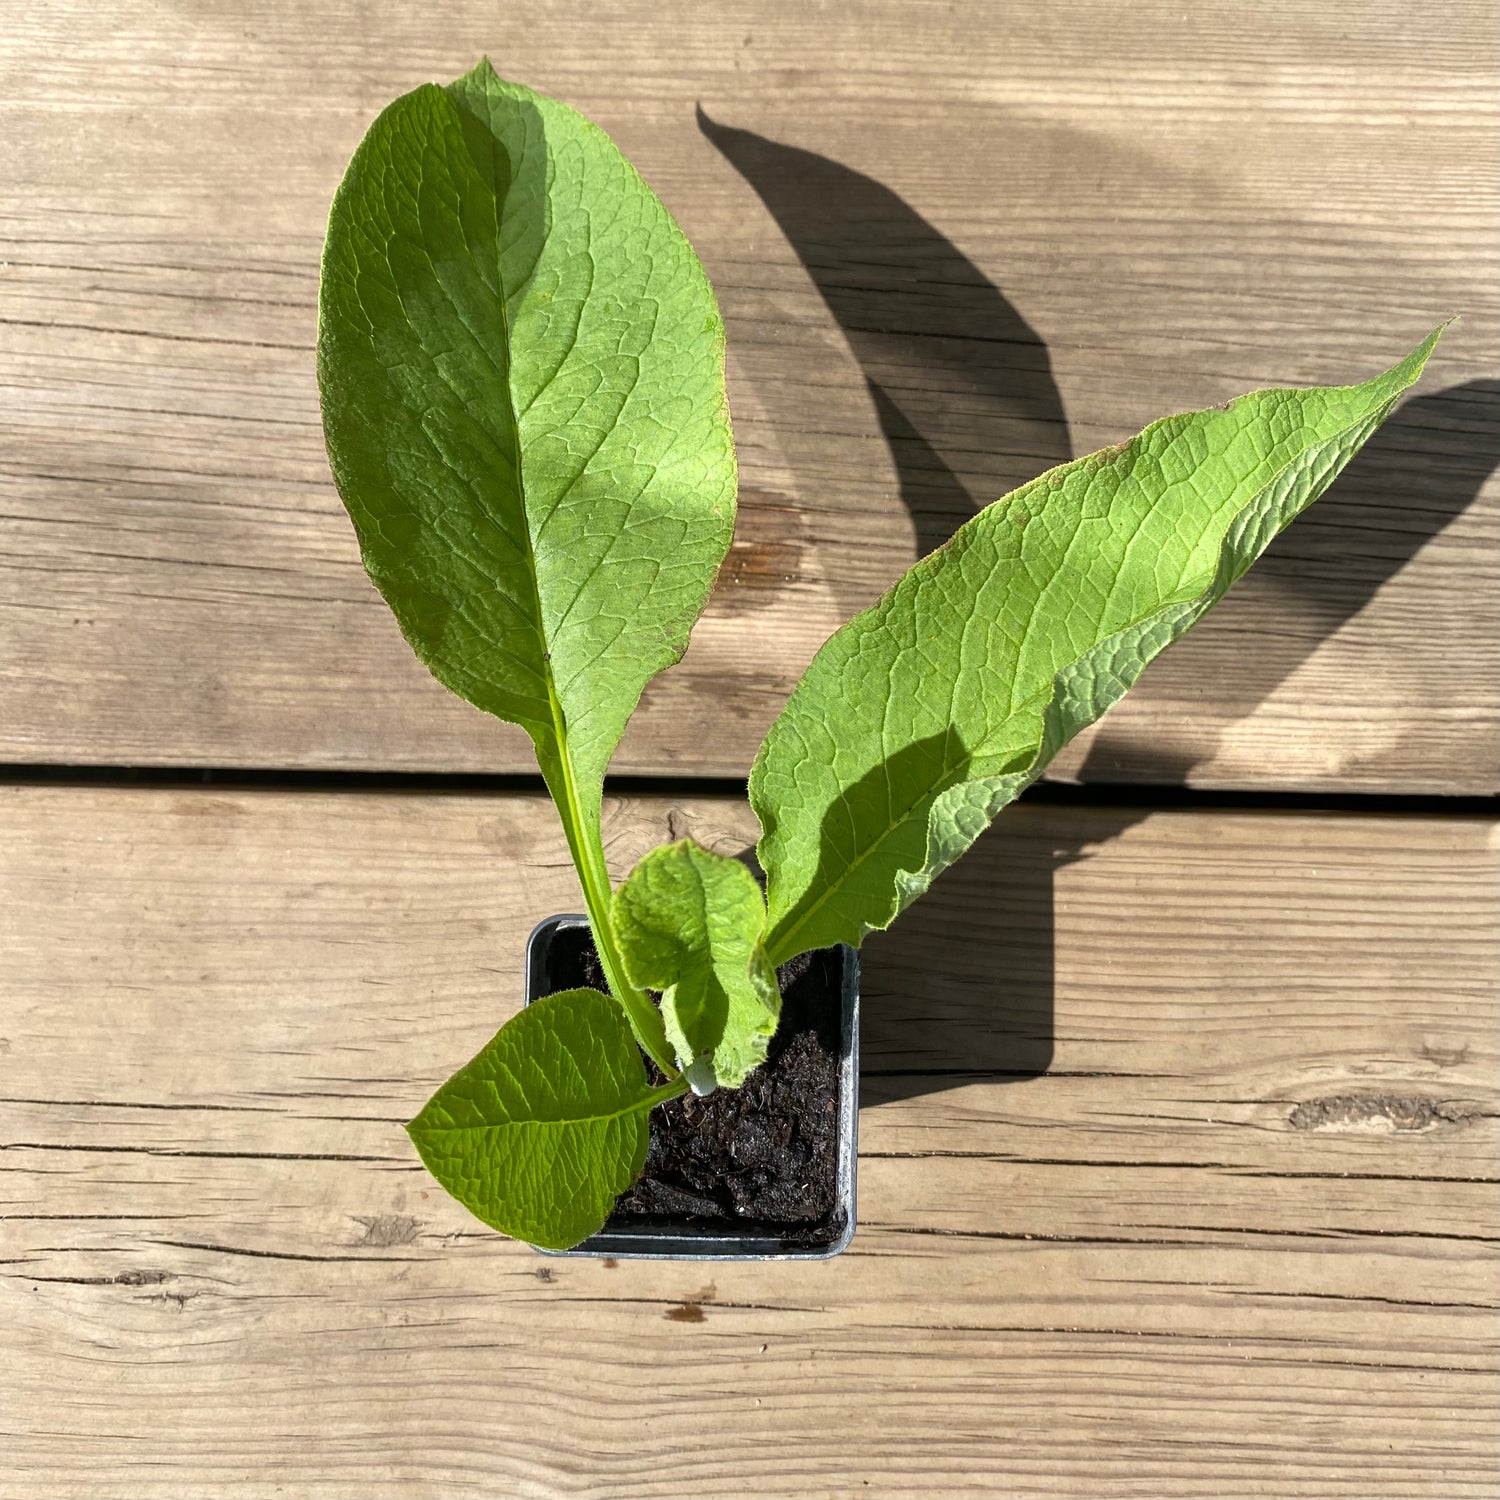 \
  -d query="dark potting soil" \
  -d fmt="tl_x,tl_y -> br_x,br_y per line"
541,926 -> 844,1241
